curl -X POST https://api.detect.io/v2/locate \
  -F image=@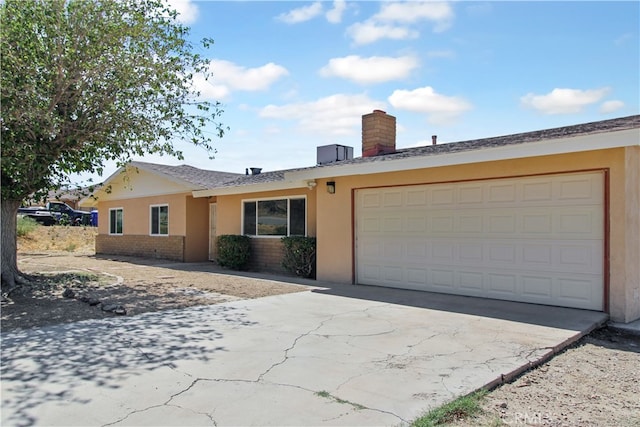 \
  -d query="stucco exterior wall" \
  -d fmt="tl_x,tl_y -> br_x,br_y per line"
96,193 -> 188,236
95,192 -> 195,261
623,146 -> 640,322
314,147 -> 639,322
216,188 -> 317,237
215,187 -> 317,273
